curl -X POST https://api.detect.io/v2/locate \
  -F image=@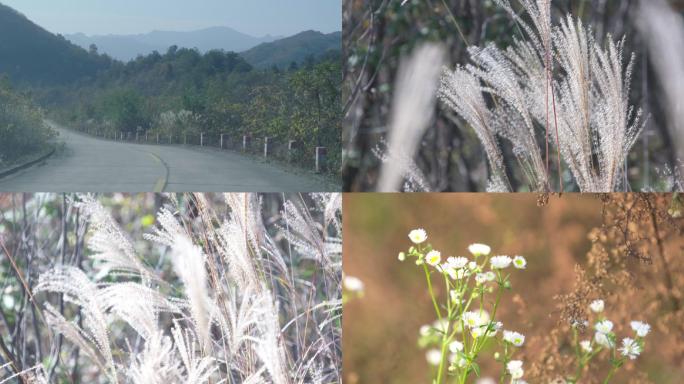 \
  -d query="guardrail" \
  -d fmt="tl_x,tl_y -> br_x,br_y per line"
81,129 -> 329,173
